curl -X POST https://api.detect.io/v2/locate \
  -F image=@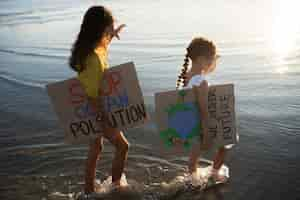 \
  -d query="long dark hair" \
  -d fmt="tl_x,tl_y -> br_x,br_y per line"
69,6 -> 114,72
176,37 -> 216,89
